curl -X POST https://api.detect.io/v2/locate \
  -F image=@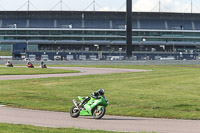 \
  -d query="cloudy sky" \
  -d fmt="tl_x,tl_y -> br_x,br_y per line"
0,0 -> 199,13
